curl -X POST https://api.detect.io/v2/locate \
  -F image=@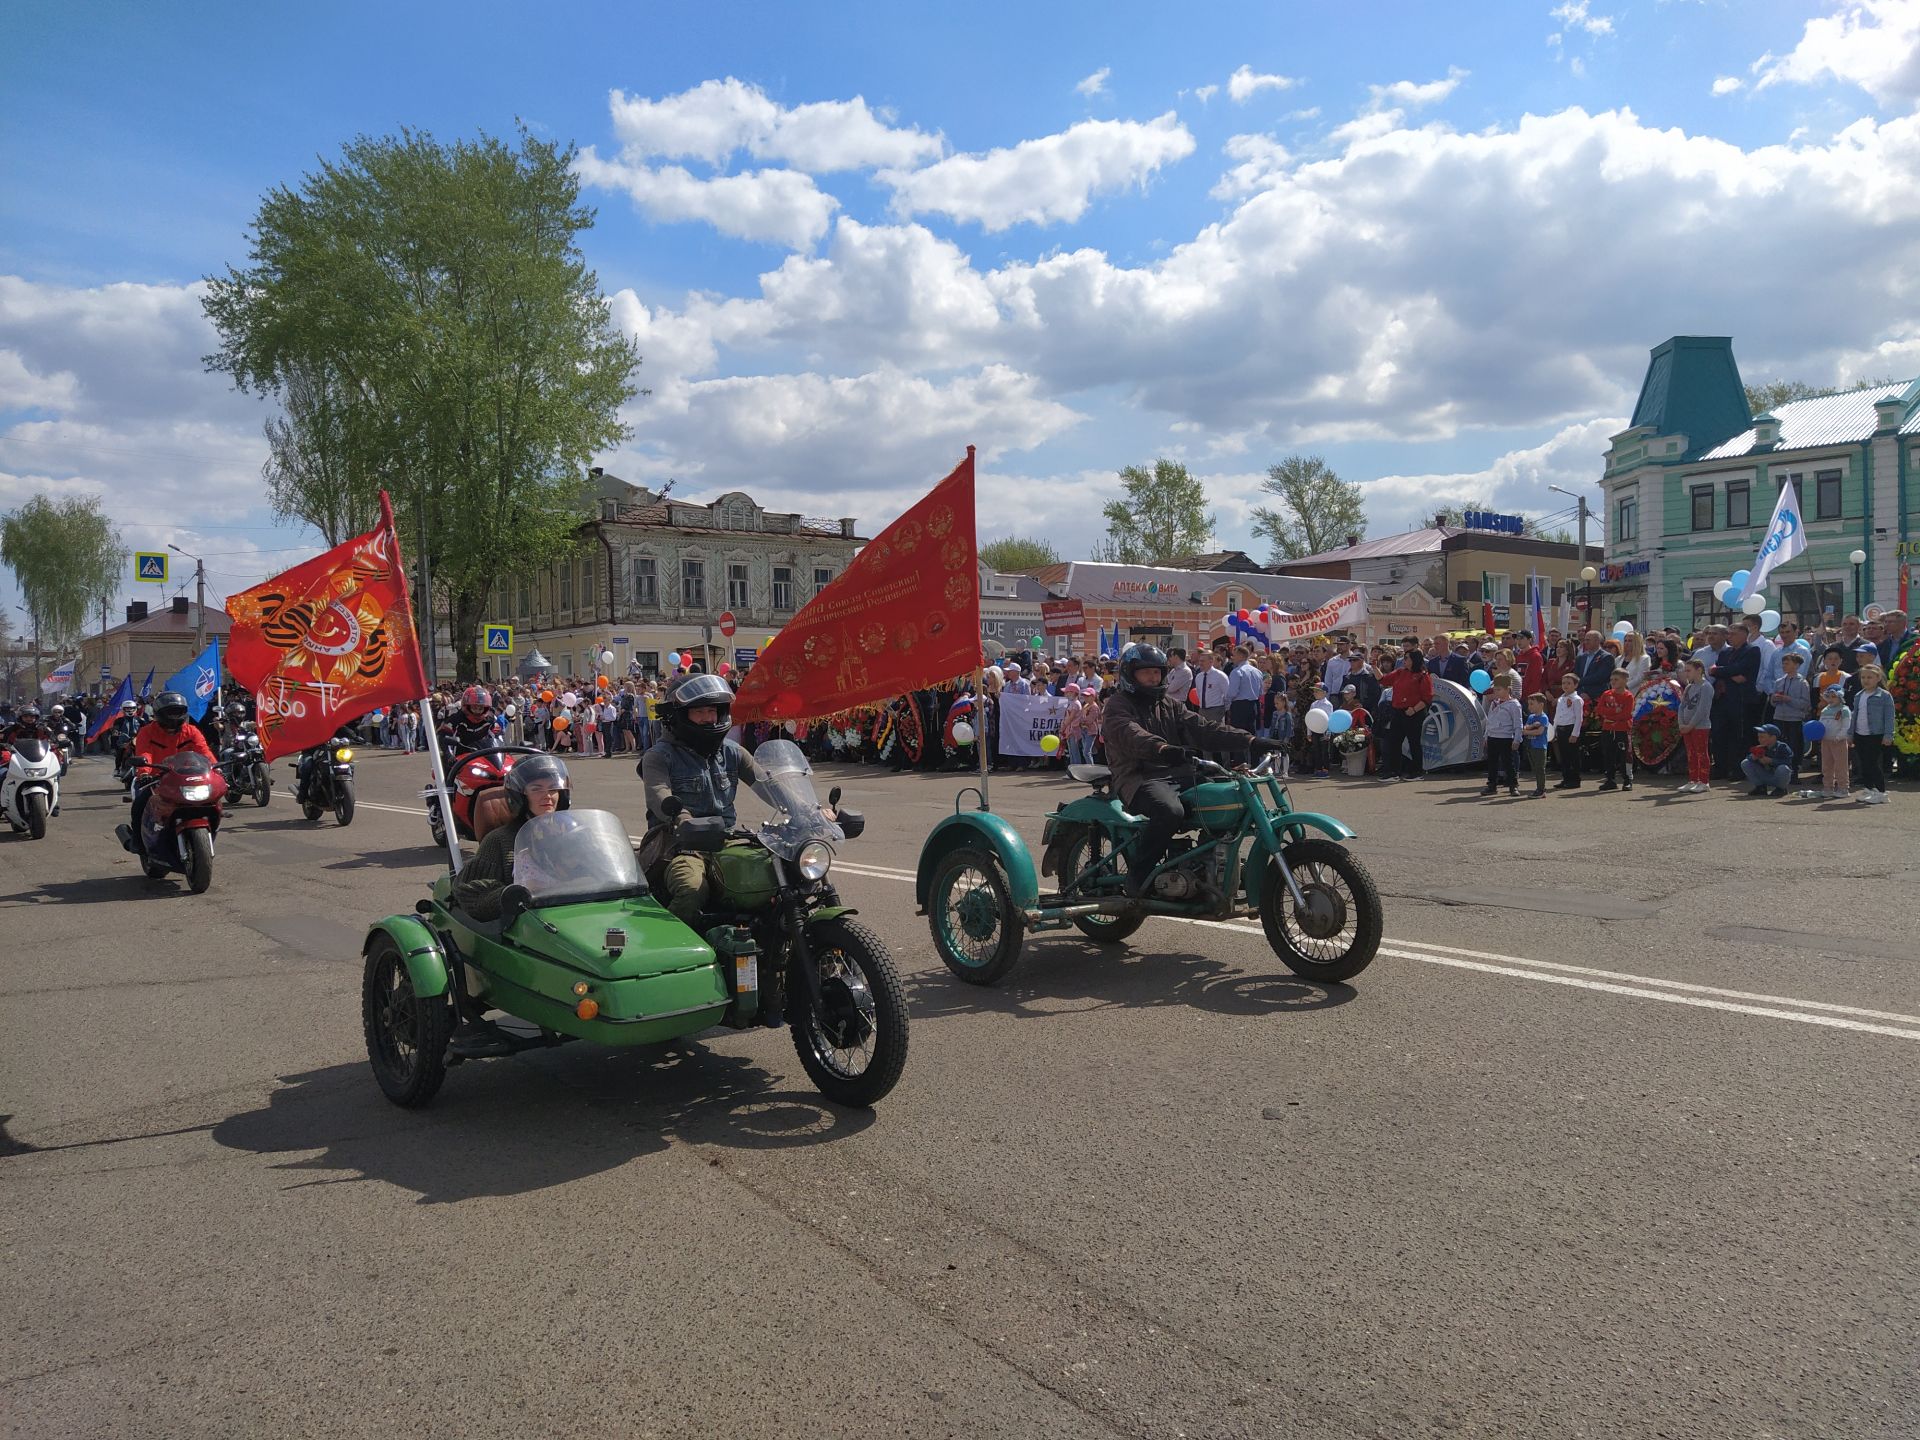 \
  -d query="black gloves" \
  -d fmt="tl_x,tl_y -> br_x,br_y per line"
1249,737 -> 1283,755
1160,745 -> 1192,766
